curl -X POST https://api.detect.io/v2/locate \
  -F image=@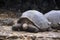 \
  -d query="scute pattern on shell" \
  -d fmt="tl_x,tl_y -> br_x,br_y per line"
44,10 -> 60,28
18,10 -> 51,30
